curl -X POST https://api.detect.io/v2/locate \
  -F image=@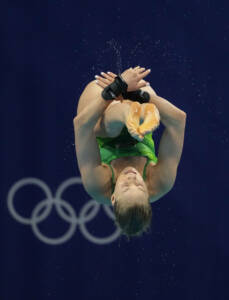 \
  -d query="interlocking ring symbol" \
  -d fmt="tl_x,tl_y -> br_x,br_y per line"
7,177 -> 121,245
